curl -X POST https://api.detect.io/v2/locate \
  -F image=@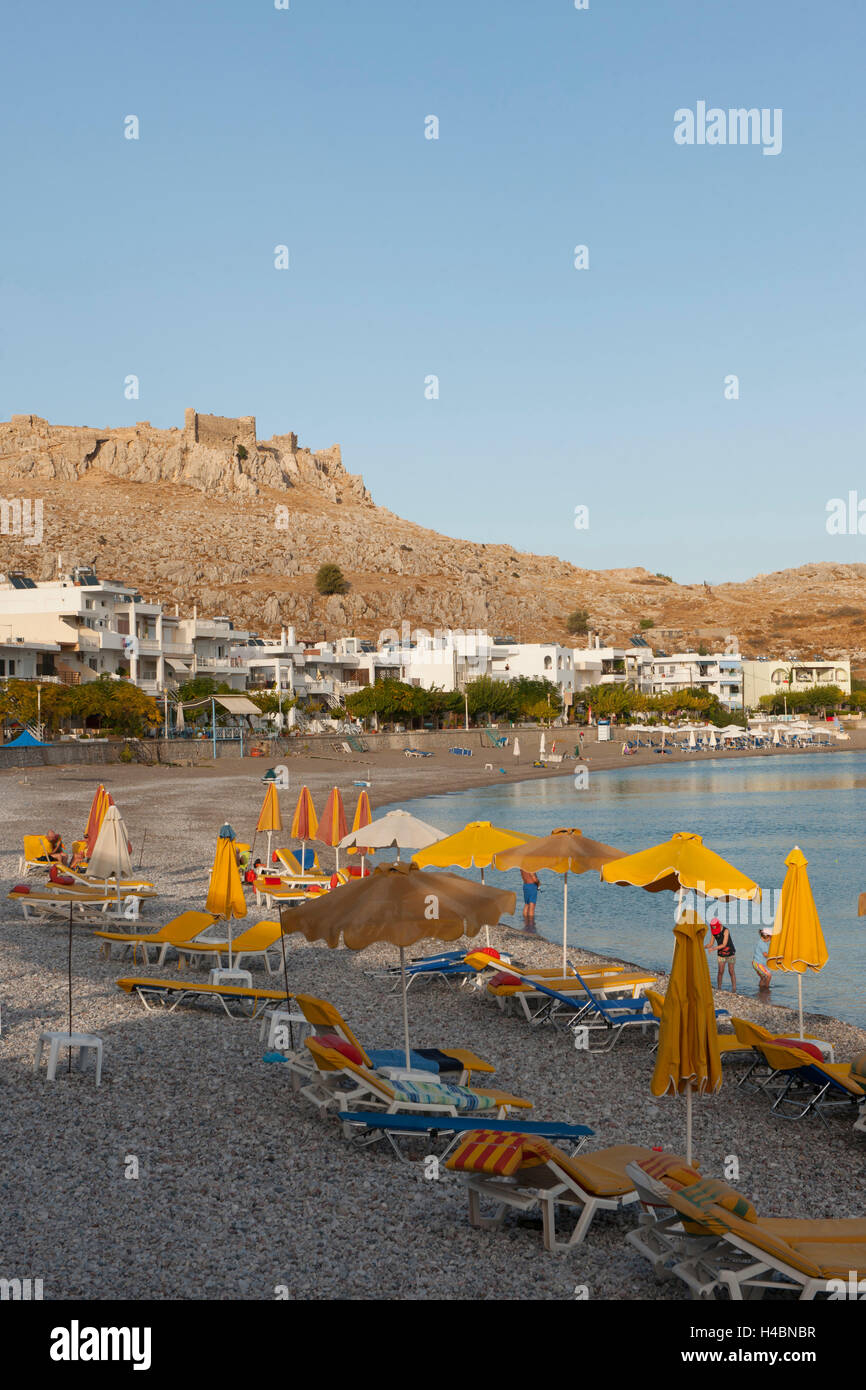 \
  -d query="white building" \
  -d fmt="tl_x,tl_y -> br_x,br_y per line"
0,568 -> 248,695
572,642 -> 643,692
490,641 -> 575,709
0,631 -> 61,682
644,652 -> 744,709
